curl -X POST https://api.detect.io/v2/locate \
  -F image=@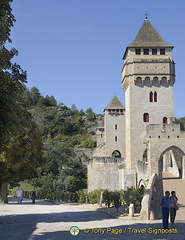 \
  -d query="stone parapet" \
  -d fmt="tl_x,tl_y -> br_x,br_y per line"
93,157 -> 124,164
88,157 -> 124,192
146,124 -> 185,139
